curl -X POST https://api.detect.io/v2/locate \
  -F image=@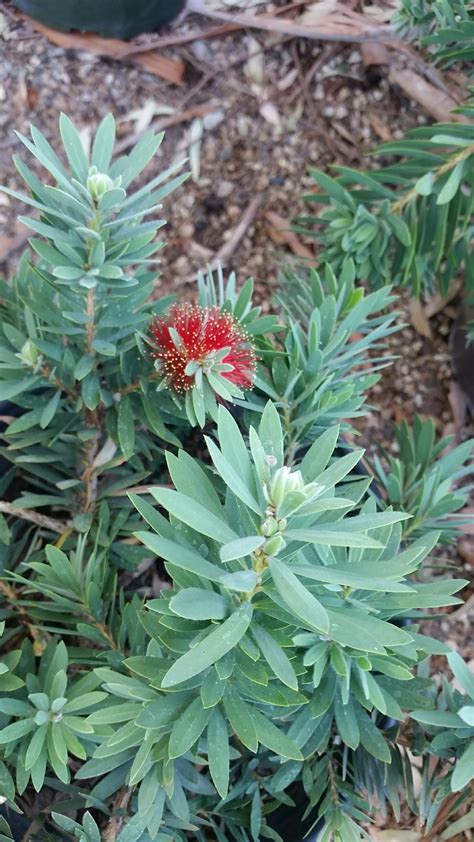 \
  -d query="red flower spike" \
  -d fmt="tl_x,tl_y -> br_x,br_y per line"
150,303 -> 257,395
